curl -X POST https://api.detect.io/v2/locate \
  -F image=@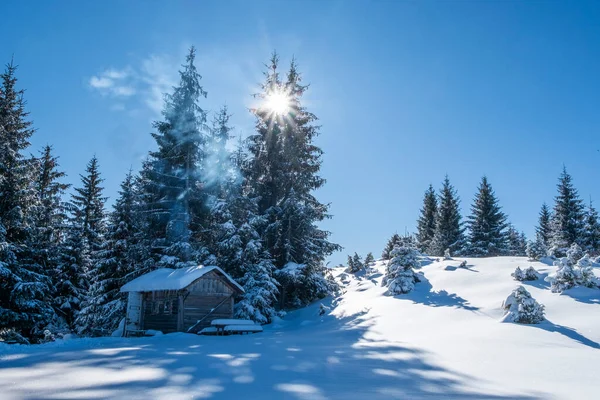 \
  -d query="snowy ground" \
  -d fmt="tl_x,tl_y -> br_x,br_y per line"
1,257 -> 599,399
